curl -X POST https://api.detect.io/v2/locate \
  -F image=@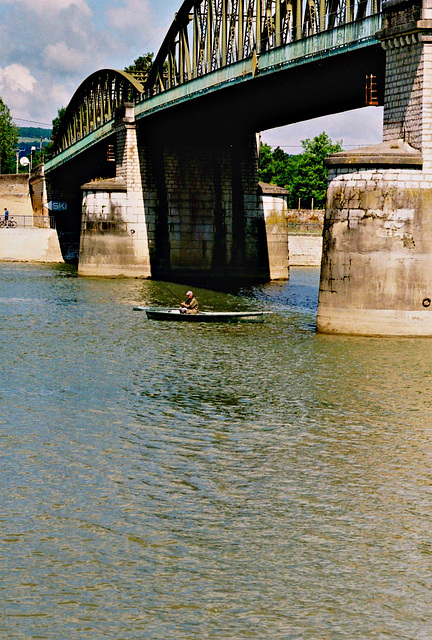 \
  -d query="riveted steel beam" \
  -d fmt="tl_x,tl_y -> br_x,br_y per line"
54,1 -> 382,155
53,69 -> 144,154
